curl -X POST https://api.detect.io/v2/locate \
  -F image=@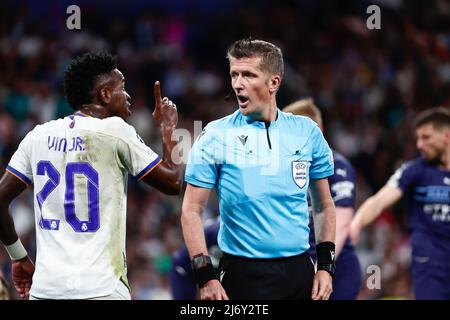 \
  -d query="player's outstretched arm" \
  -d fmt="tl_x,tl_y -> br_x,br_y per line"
350,185 -> 403,245
0,172 -> 35,299
142,81 -> 182,195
